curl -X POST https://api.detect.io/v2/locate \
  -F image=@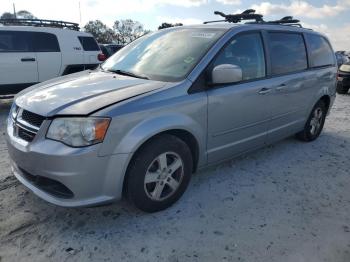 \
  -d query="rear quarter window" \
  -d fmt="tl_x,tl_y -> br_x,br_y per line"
306,34 -> 335,68
33,32 -> 60,52
78,36 -> 100,51
268,32 -> 308,75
